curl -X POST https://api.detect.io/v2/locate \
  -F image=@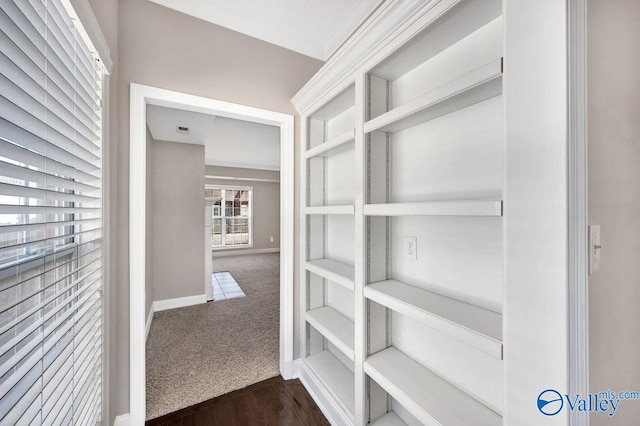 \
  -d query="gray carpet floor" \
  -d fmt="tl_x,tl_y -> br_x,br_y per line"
146,253 -> 280,420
